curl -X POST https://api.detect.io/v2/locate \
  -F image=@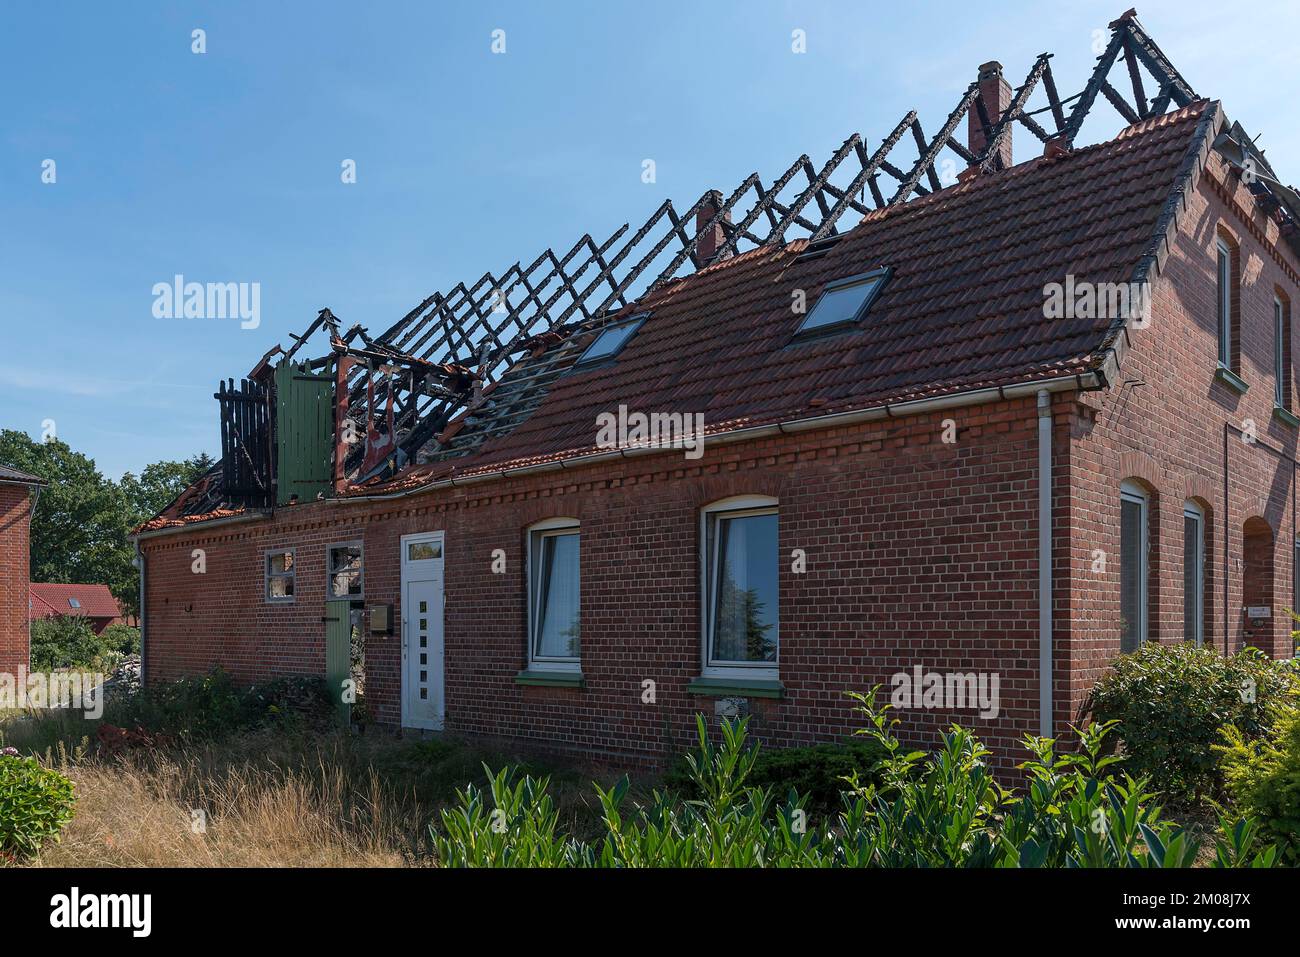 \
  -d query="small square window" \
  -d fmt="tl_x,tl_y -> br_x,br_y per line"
796,269 -> 889,337
573,315 -> 646,367
327,542 -> 364,599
